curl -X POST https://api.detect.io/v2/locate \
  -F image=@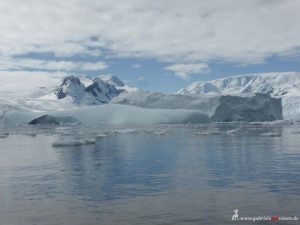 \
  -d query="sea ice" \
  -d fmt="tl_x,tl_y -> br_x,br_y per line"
52,138 -> 97,147
260,133 -> 281,137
